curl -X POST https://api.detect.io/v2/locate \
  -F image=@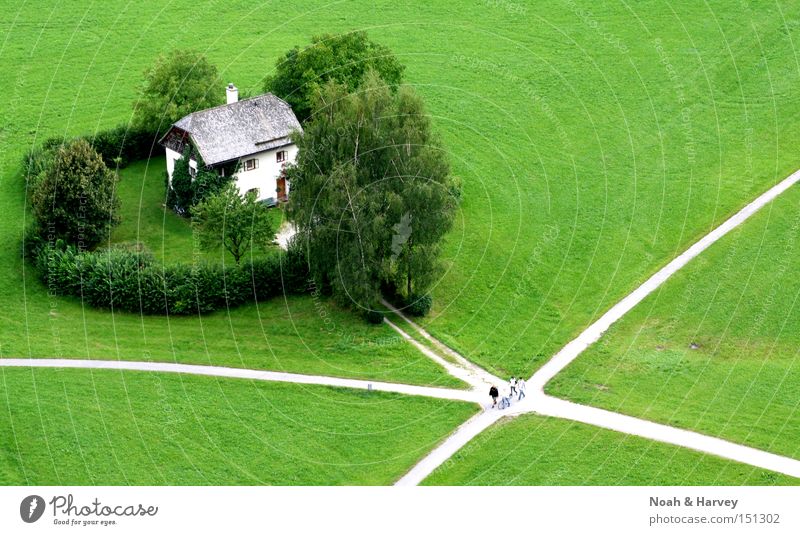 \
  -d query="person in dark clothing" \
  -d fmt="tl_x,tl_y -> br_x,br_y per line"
489,385 -> 499,408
